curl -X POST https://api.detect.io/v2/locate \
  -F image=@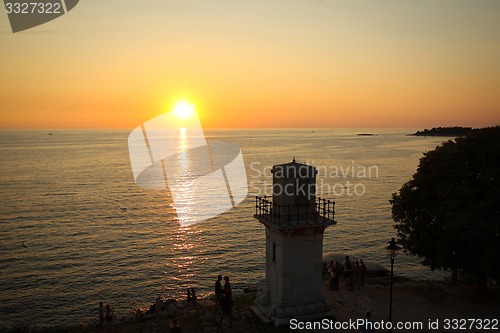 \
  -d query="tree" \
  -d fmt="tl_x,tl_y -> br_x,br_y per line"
391,126 -> 500,294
